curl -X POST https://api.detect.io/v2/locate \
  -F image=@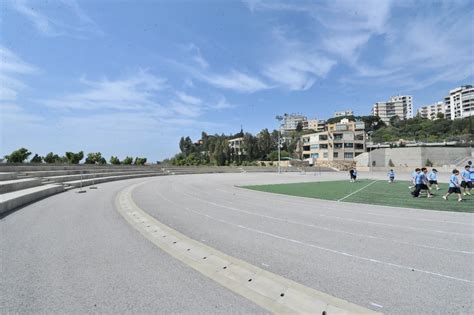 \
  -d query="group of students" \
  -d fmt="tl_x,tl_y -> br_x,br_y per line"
406,165 -> 473,202
348,164 -> 473,202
